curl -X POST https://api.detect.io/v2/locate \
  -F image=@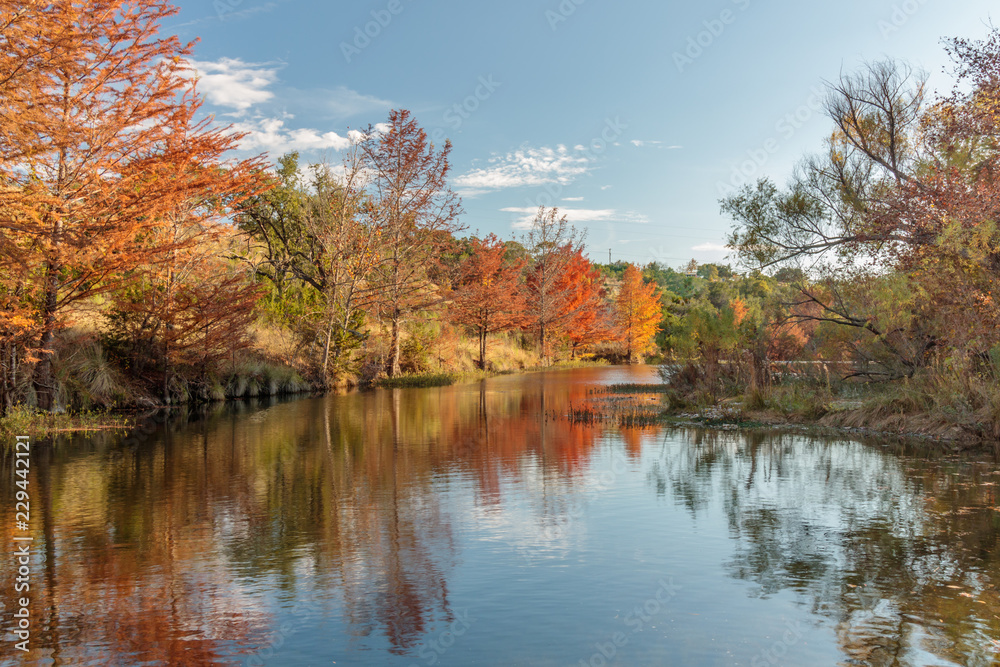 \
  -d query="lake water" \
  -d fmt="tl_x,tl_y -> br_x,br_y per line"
2,366 -> 999,666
